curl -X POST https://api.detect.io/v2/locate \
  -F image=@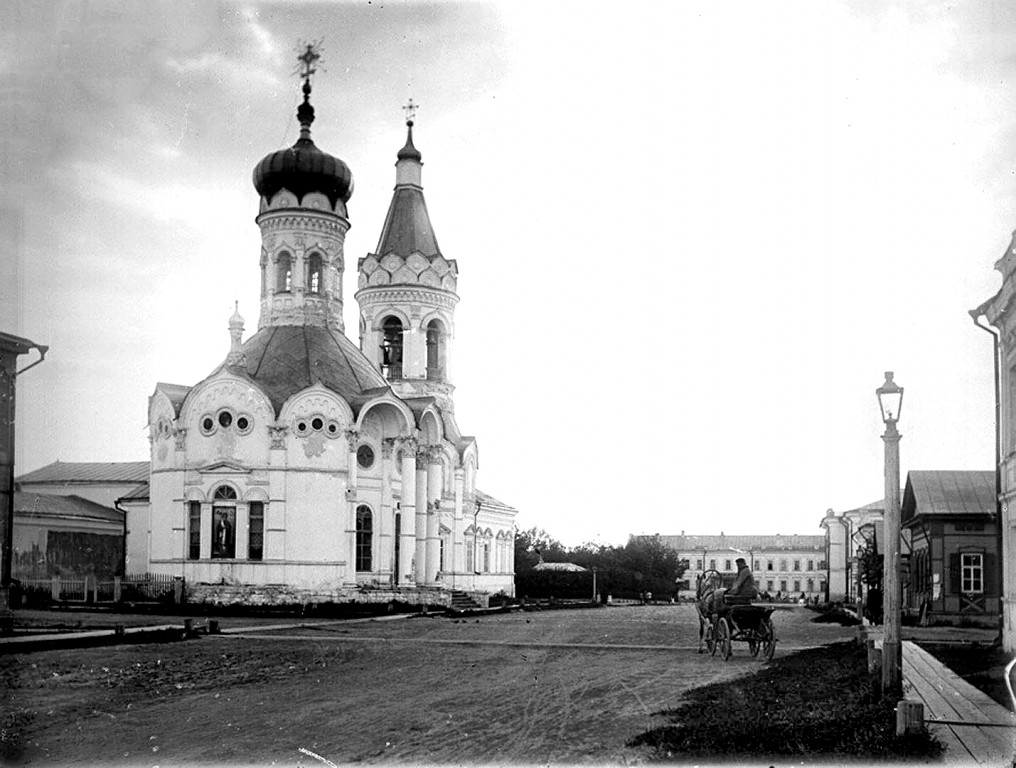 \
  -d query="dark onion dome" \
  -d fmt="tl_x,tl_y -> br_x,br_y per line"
252,80 -> 354,207
397,120 -> 422,162
225,325 -> 389,415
